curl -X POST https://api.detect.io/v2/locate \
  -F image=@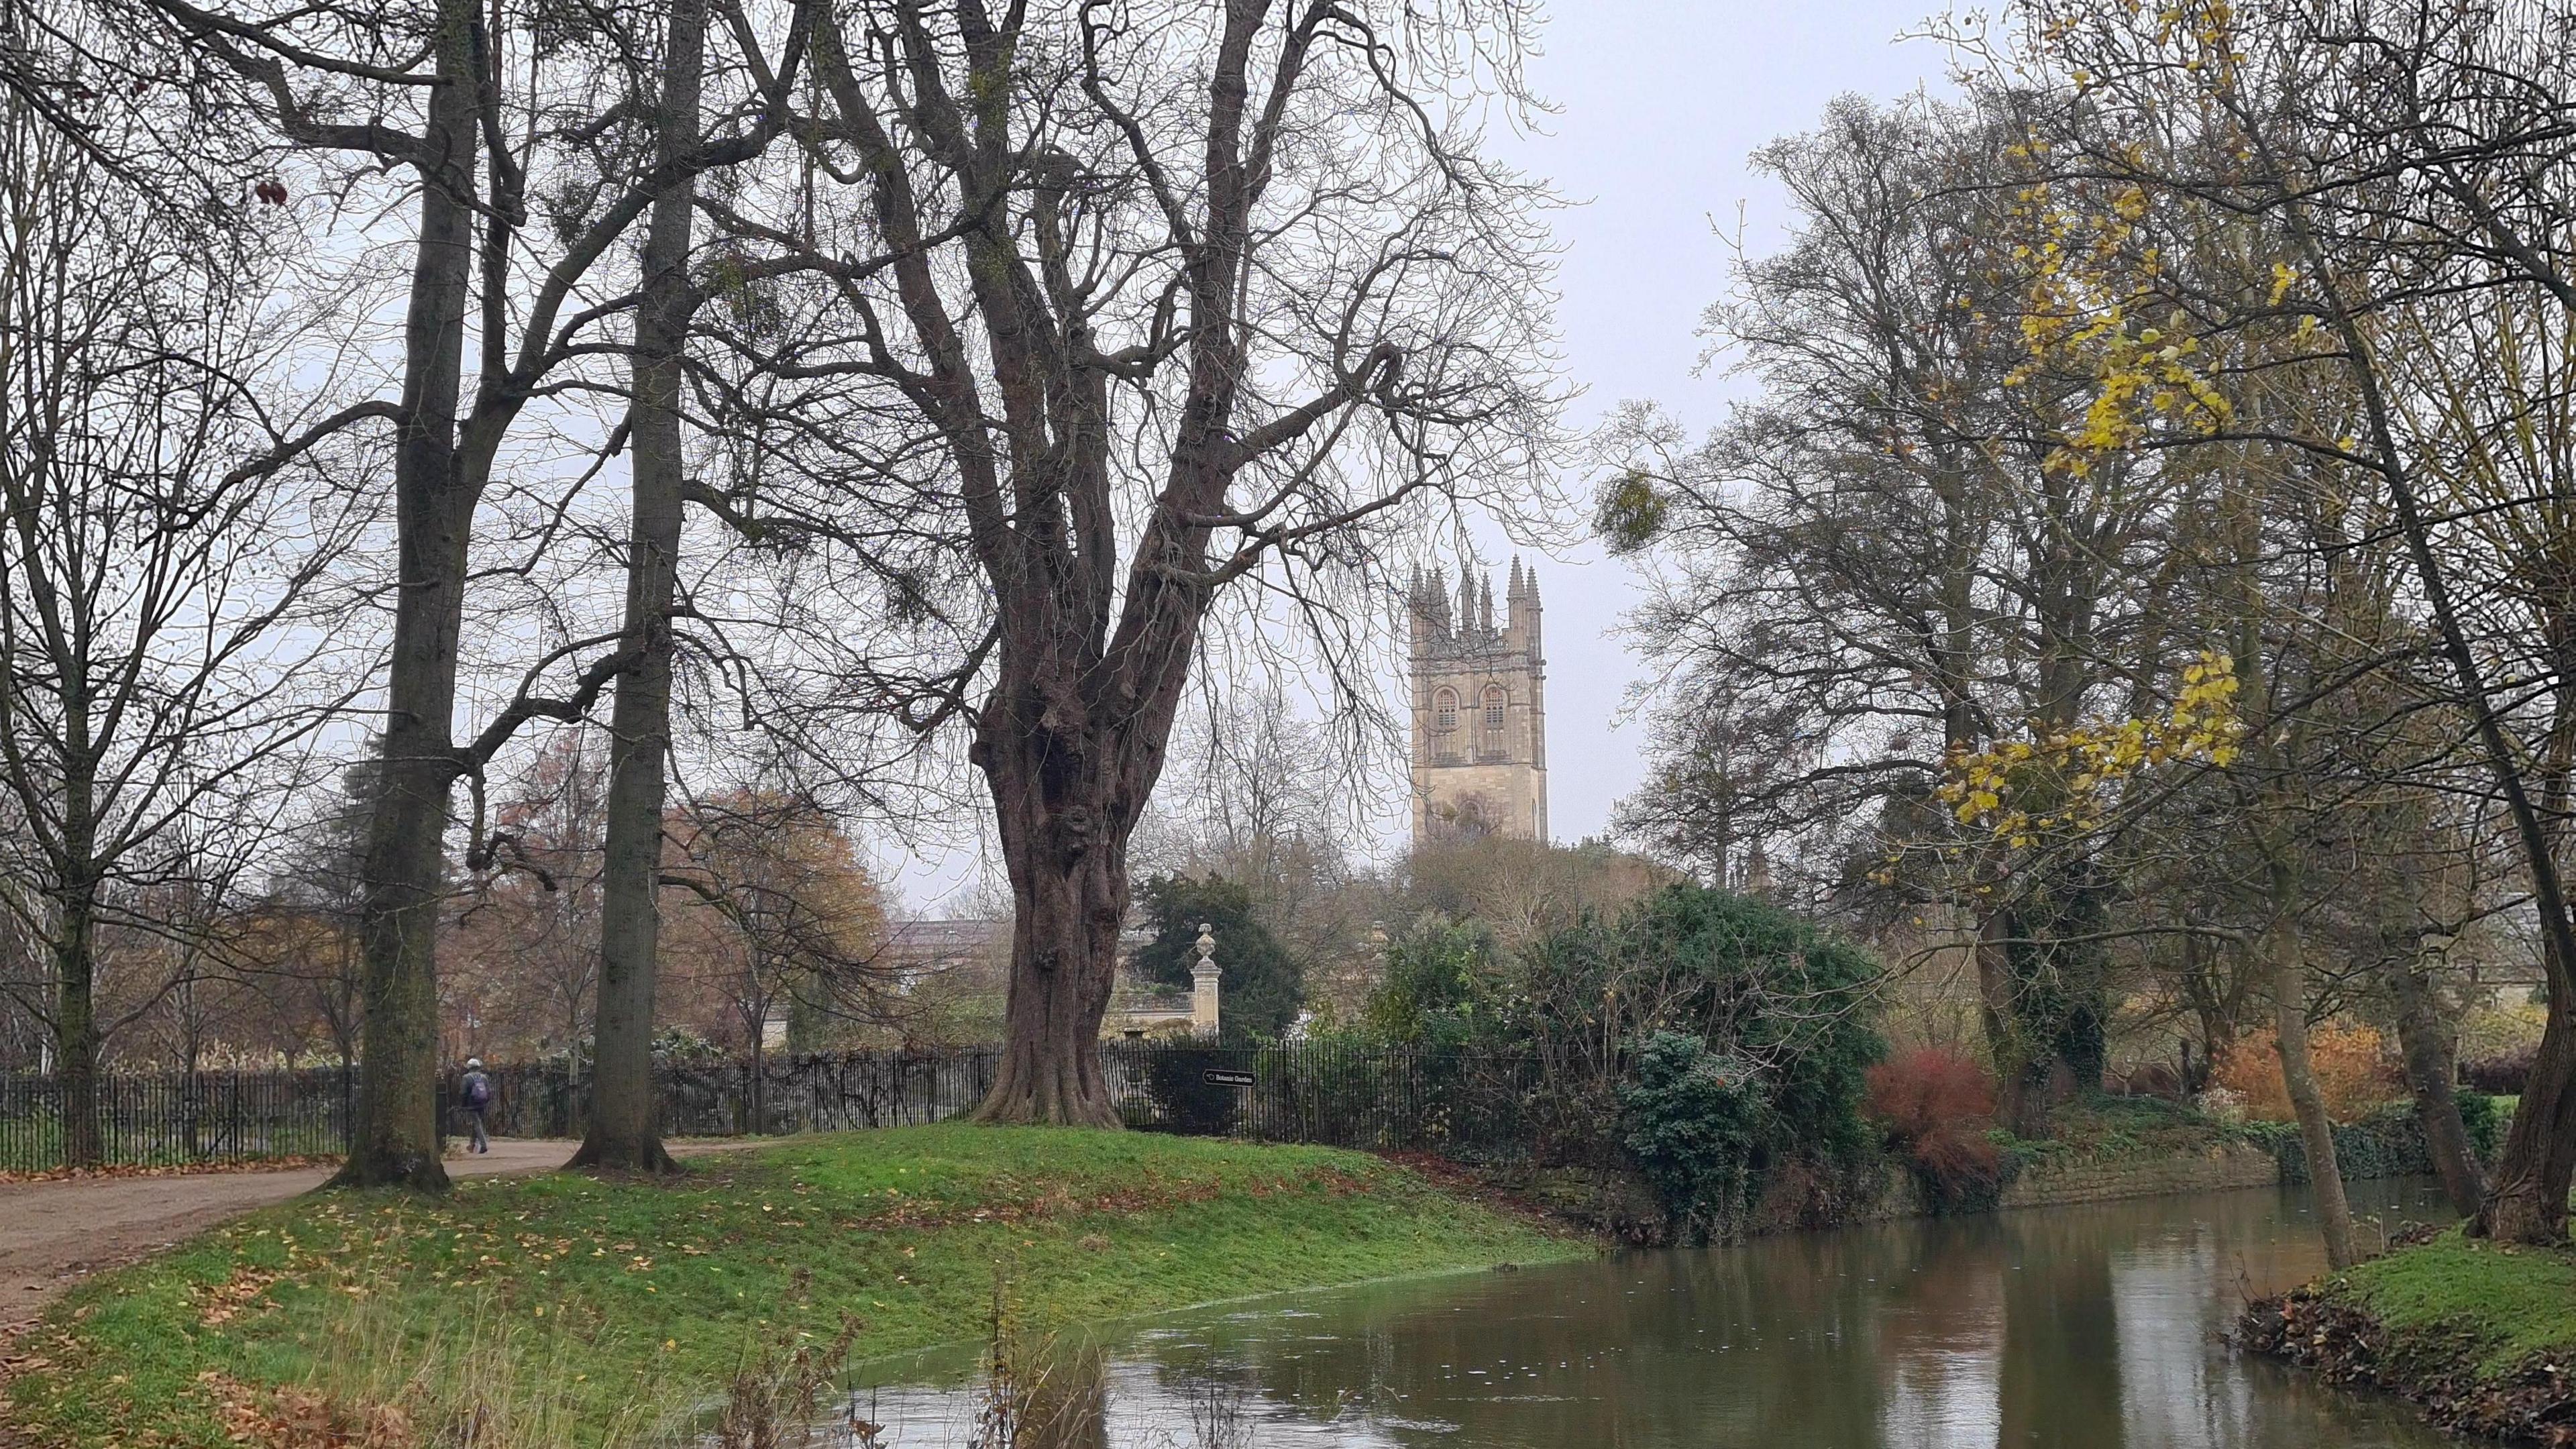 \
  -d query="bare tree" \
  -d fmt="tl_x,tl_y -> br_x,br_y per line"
580,0 -> 718,1175
661,789 -> 890,1126
140,0 -> 816,1187
704,0 -> 1560,1123
0,83 -> 361,1165
2004,0 -> 2576,1246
